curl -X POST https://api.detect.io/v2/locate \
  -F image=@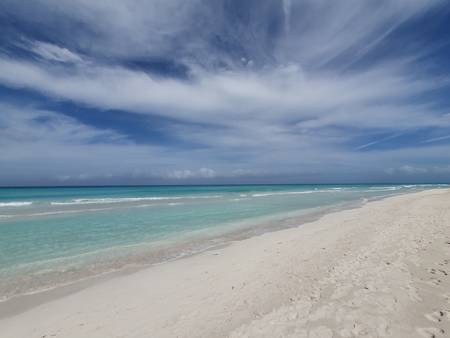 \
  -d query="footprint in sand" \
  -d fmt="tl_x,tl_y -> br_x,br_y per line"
428,278 -> 442,286
425,311 -> 446,323
417,327 -> 446,337
438,259 -> 449,267
438,269 -> 448,276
